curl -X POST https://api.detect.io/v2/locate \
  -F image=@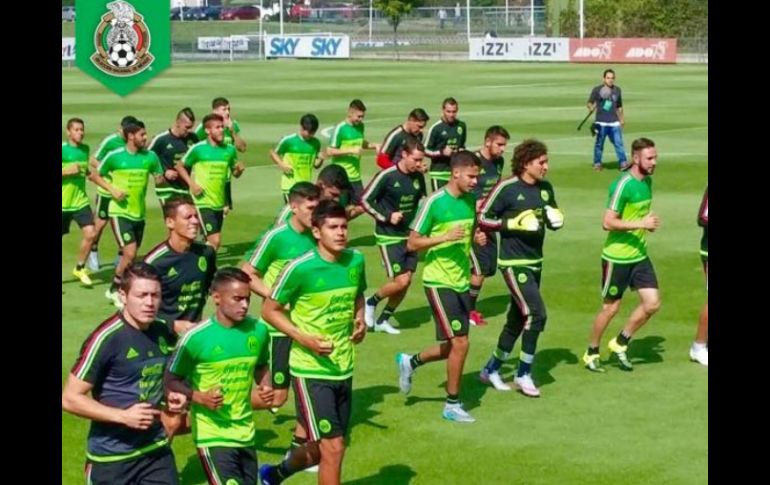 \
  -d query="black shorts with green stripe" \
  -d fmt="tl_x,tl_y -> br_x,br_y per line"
270,335 -> 291,389
429,172 -> 449,192
377,241 -> 418,278
156,187 -> 189,206
500,265 -> 547,332
601,257 -> 658,300
110,217 -> 146,248
197,446 -> 257,485
471,235 -> 497,277
62,206 -> 94,235
85,446 -> 178,485
95,194 -> 111,220
293,376 -> 352,442
424,287 -> 471,340
197,208 -> 225,236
